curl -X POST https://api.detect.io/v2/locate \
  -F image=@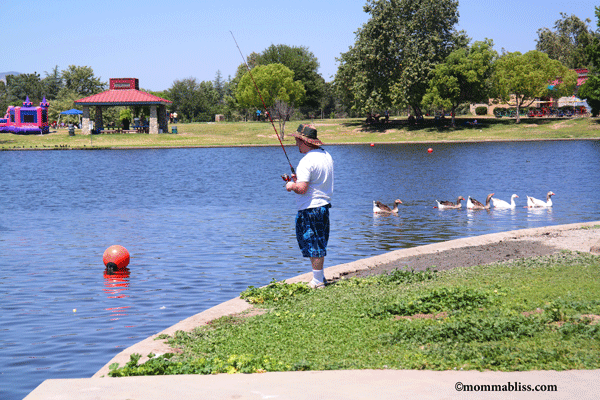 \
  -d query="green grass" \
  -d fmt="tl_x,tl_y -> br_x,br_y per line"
108,251 -> 600,376
3,116 -> 600,150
